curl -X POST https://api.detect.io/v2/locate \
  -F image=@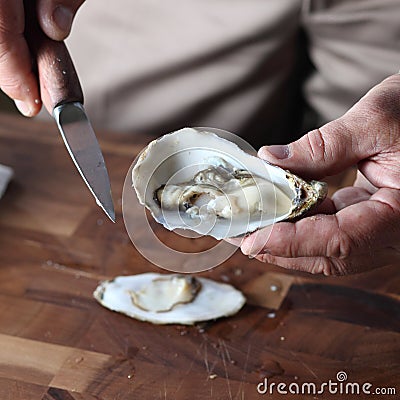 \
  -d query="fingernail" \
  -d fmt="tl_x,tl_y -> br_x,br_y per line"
265,144 -> 290,159
14,100 -> 32,117
52,5 -> 73,35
